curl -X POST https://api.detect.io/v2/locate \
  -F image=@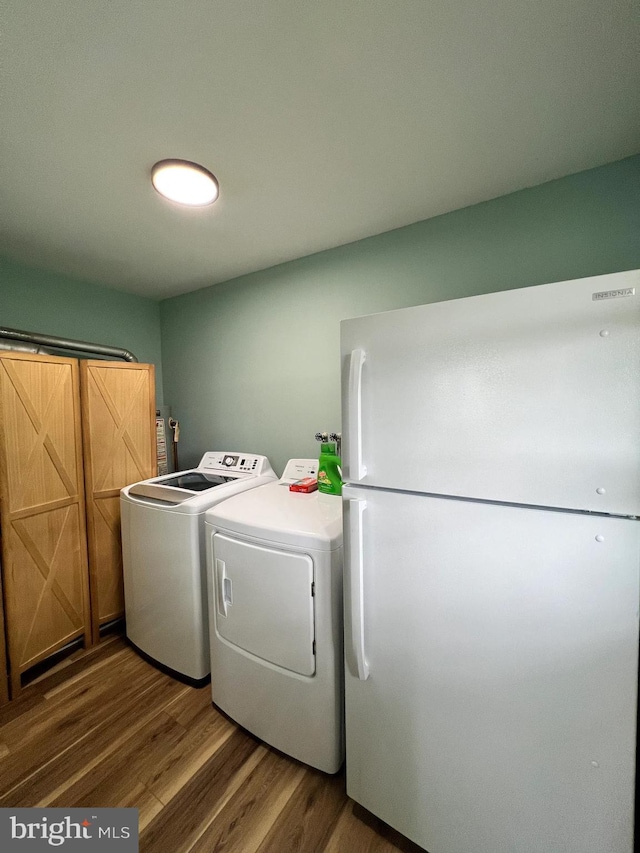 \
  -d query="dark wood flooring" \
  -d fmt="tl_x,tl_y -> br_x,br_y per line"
0,635 -> 423,852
